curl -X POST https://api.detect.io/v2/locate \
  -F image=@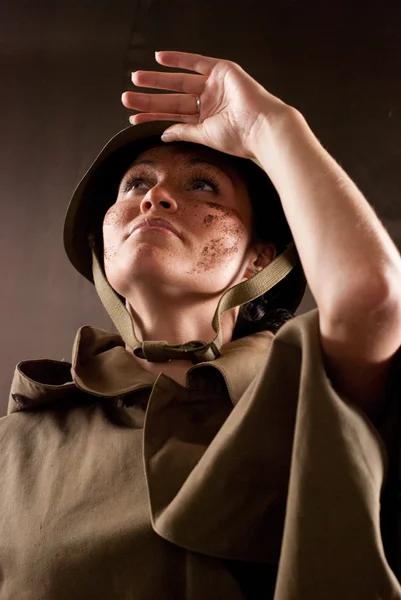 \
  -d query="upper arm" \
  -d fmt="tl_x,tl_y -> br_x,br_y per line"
319,300 -> 401,422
